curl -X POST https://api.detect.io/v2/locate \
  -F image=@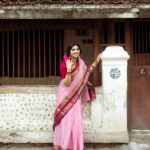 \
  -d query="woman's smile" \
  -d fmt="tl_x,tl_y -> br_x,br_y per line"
70,45 -> 80,58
